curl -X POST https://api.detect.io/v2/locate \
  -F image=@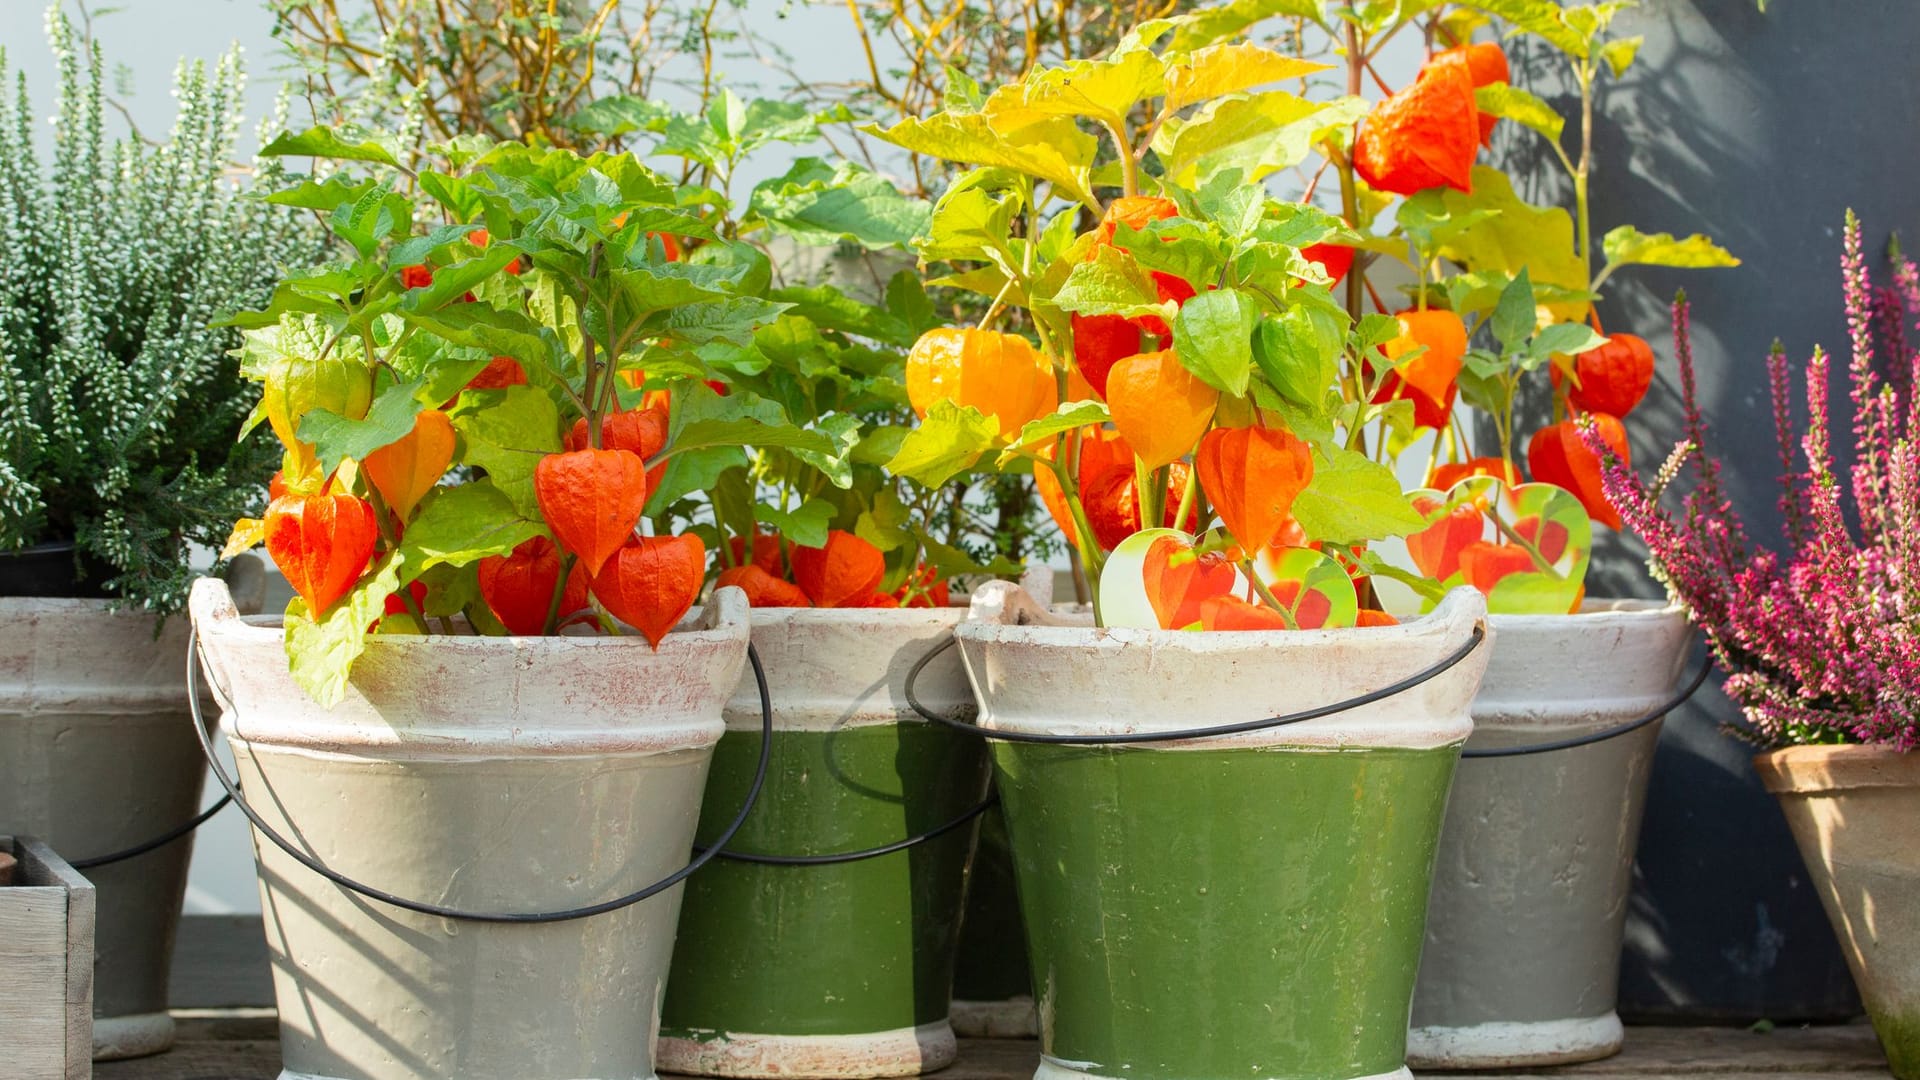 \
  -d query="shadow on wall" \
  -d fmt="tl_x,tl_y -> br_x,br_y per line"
1498,0 -> 1911,1022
